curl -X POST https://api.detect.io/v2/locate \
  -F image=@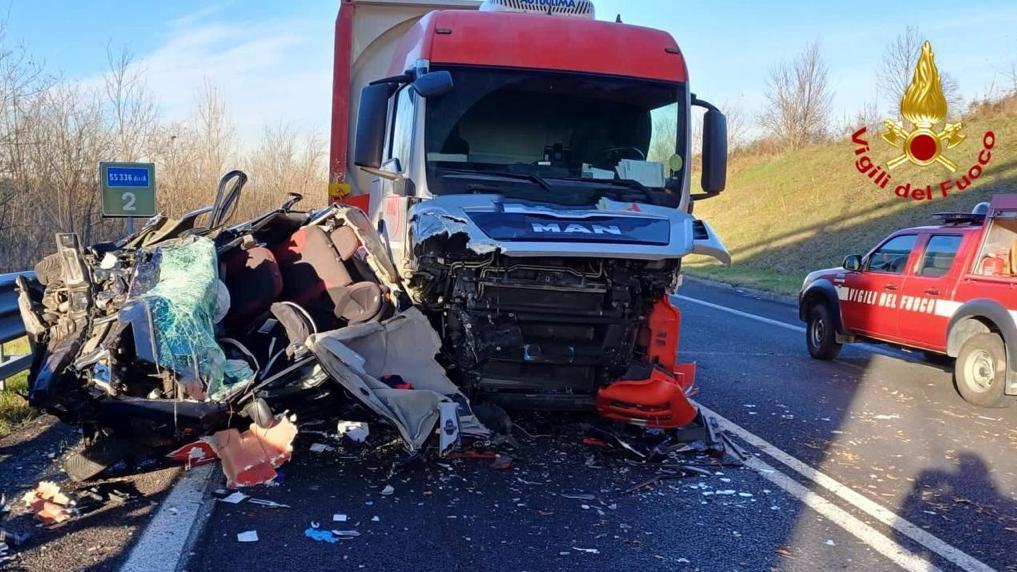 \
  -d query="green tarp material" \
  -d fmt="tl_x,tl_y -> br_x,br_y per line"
135,237 -> 252,399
